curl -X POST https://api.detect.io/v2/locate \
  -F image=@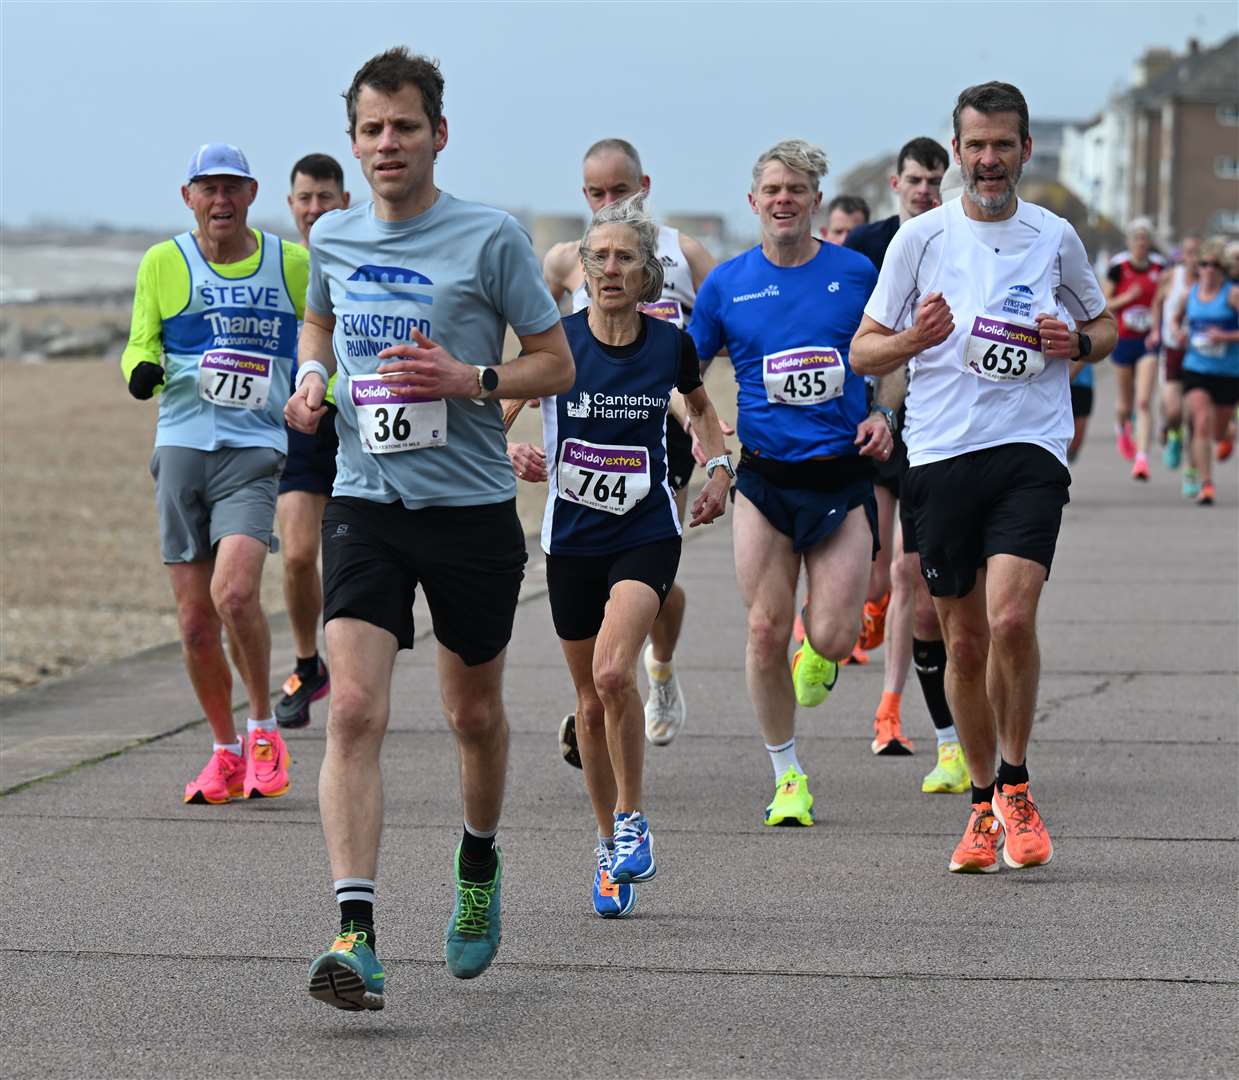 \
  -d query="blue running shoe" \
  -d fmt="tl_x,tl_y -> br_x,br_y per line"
592,842 -> 635,918
307,926 -> 385,1011
610,811 -> 655,884
444,844 -> 501,979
